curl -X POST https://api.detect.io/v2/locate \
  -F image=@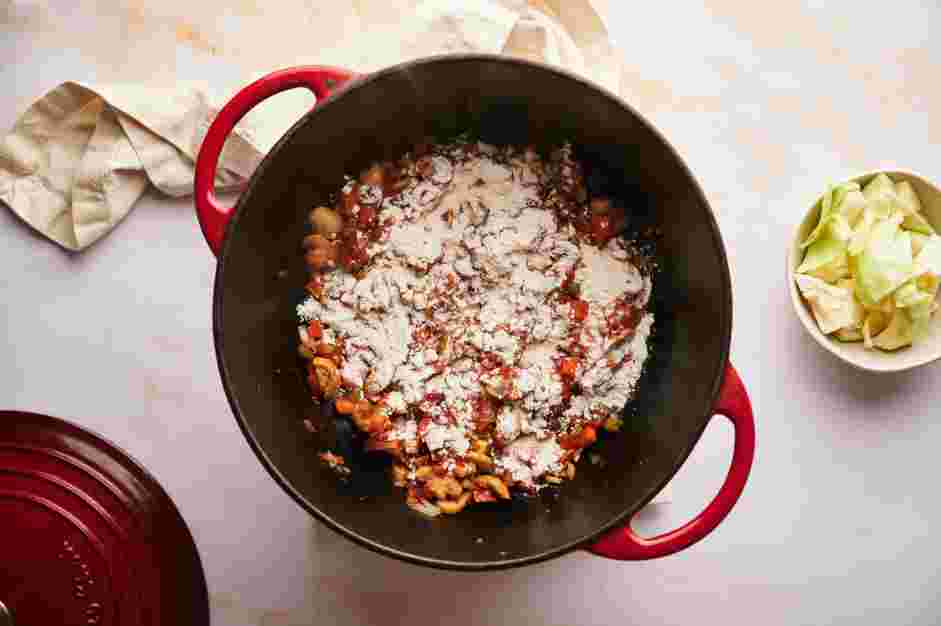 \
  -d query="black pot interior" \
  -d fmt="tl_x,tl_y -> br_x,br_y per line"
213,56 -> 731,569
